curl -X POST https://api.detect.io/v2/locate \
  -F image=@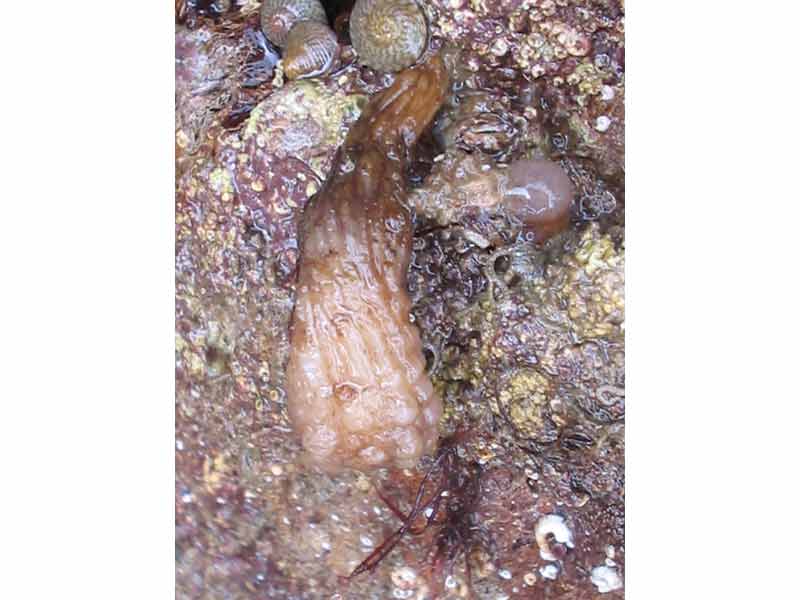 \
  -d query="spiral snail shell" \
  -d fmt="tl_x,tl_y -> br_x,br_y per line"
260,0 -> 327,48
283,21 -> 341,80
350,0 -> 428,72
